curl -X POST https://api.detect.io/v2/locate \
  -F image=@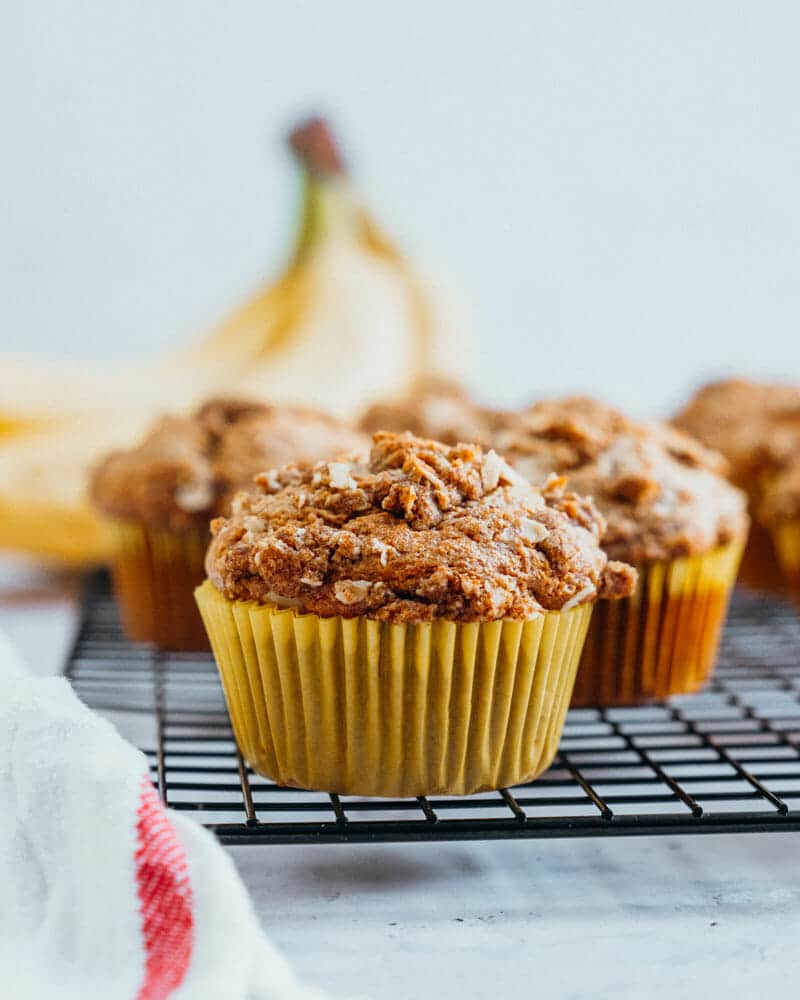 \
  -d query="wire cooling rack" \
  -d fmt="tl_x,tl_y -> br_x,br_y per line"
65,573 -> 800,843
